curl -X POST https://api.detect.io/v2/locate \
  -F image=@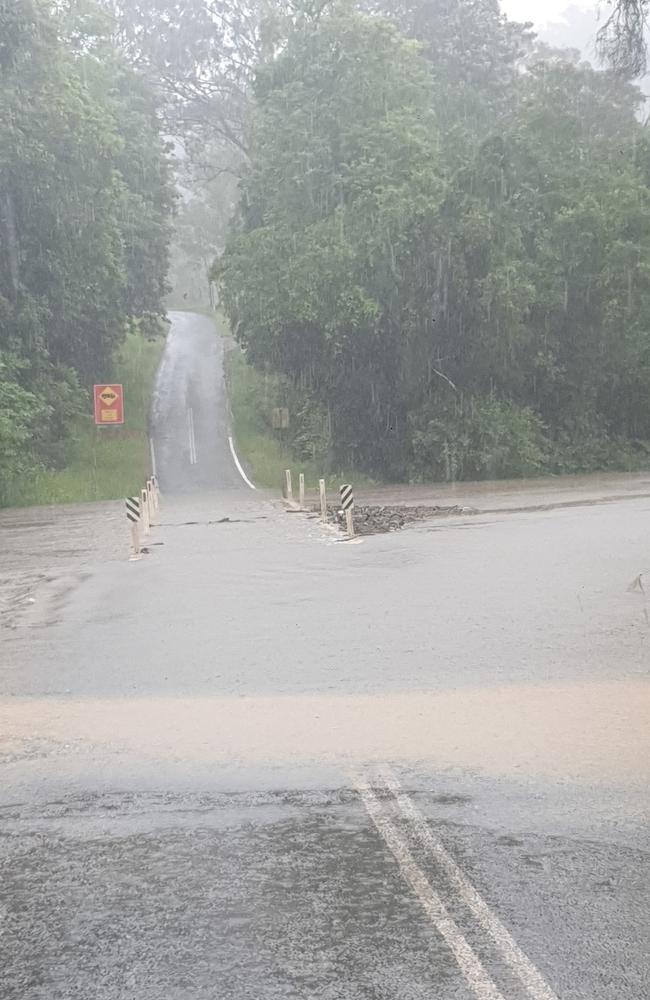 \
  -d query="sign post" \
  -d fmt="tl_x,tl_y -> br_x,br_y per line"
273,408 -> 289,454
94,384 -> 124,426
